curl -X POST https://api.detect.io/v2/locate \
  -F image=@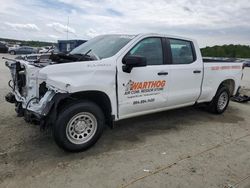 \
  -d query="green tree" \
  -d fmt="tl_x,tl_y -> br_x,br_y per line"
201,45 -> 250,58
